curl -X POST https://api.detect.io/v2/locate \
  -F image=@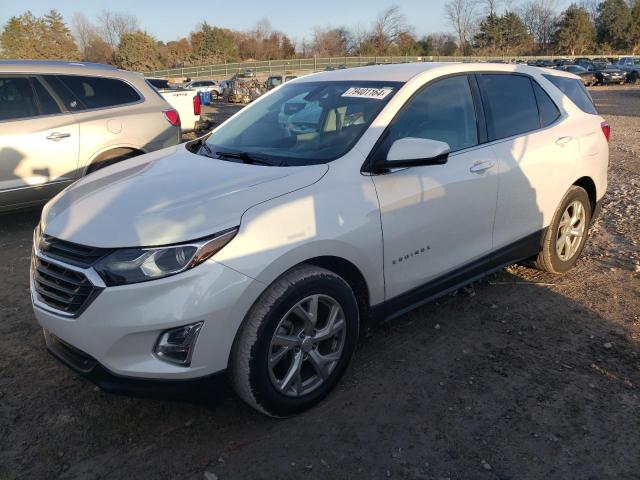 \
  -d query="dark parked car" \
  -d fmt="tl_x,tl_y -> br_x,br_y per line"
556,65 -> 596,86
592,63 -> 627,85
